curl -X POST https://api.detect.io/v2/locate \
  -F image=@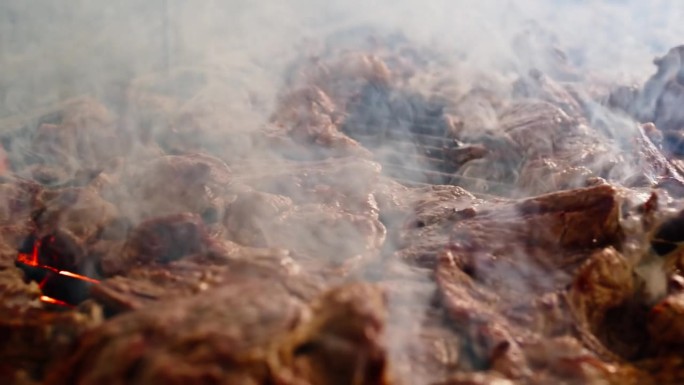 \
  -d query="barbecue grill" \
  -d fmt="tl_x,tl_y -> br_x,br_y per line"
4,2 -> 684,385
